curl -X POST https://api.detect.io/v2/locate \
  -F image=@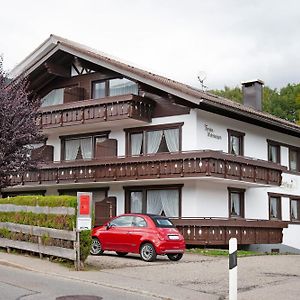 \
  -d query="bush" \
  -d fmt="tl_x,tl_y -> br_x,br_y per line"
79,230 -> 92,262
